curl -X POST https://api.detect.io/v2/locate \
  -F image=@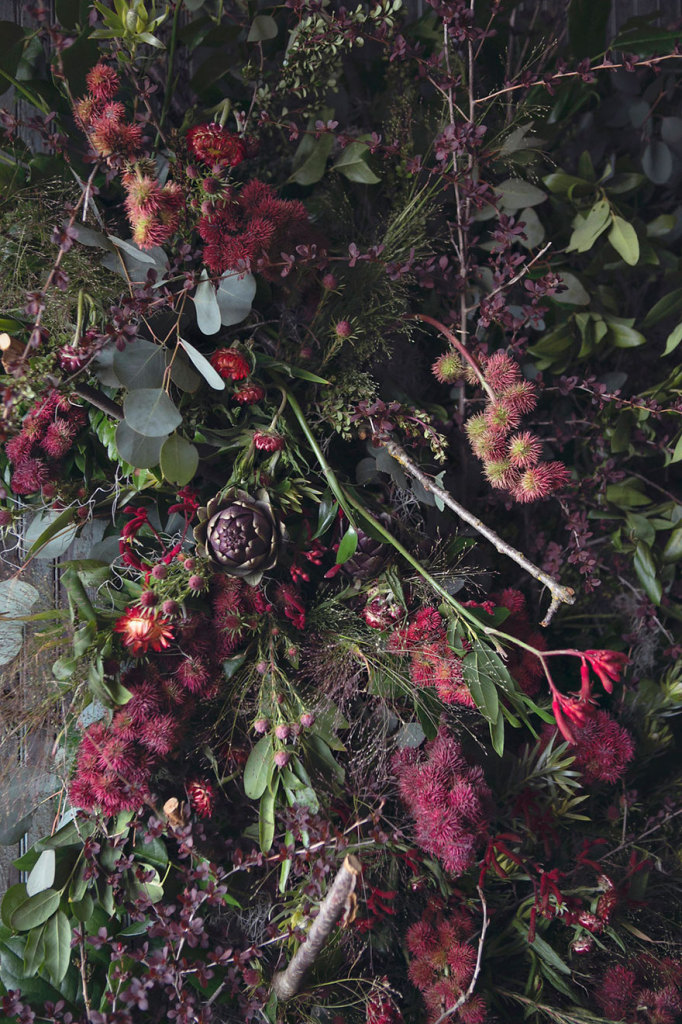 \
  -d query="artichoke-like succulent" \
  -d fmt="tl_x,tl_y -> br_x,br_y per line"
194,487 -> 279,585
